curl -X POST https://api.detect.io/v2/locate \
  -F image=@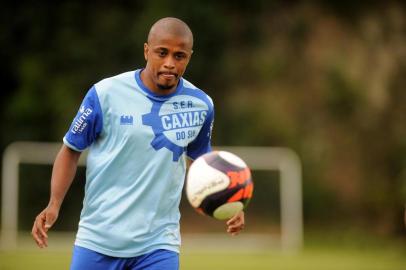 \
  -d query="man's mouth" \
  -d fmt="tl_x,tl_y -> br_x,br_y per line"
158,72 -> 177,79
